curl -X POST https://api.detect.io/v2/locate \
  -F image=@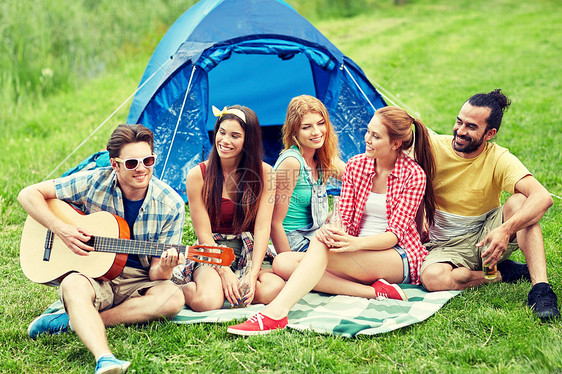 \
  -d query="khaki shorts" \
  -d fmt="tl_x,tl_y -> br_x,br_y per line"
420,207 -> 519,274
60,267 -> 174,312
